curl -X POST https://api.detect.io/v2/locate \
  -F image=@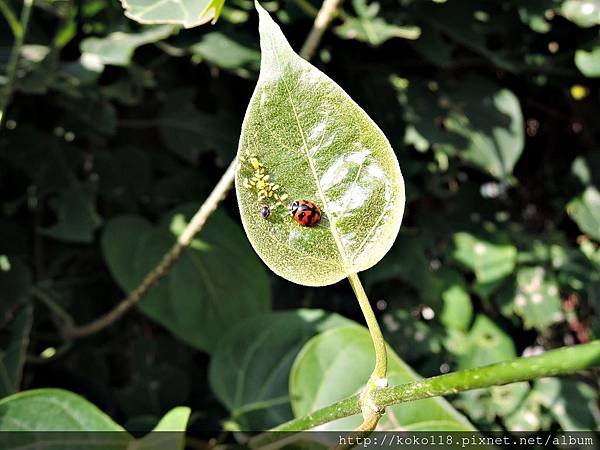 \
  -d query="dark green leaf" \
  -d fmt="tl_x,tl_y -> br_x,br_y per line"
101,208 -> 271,352
0,259 -> 32,320
335,0 -> 420,46
42,186 -> 102,243
0,306 -> 33,398
209,309 -> 352,430
456,315 -> 516,370
158,90 -> 239,163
